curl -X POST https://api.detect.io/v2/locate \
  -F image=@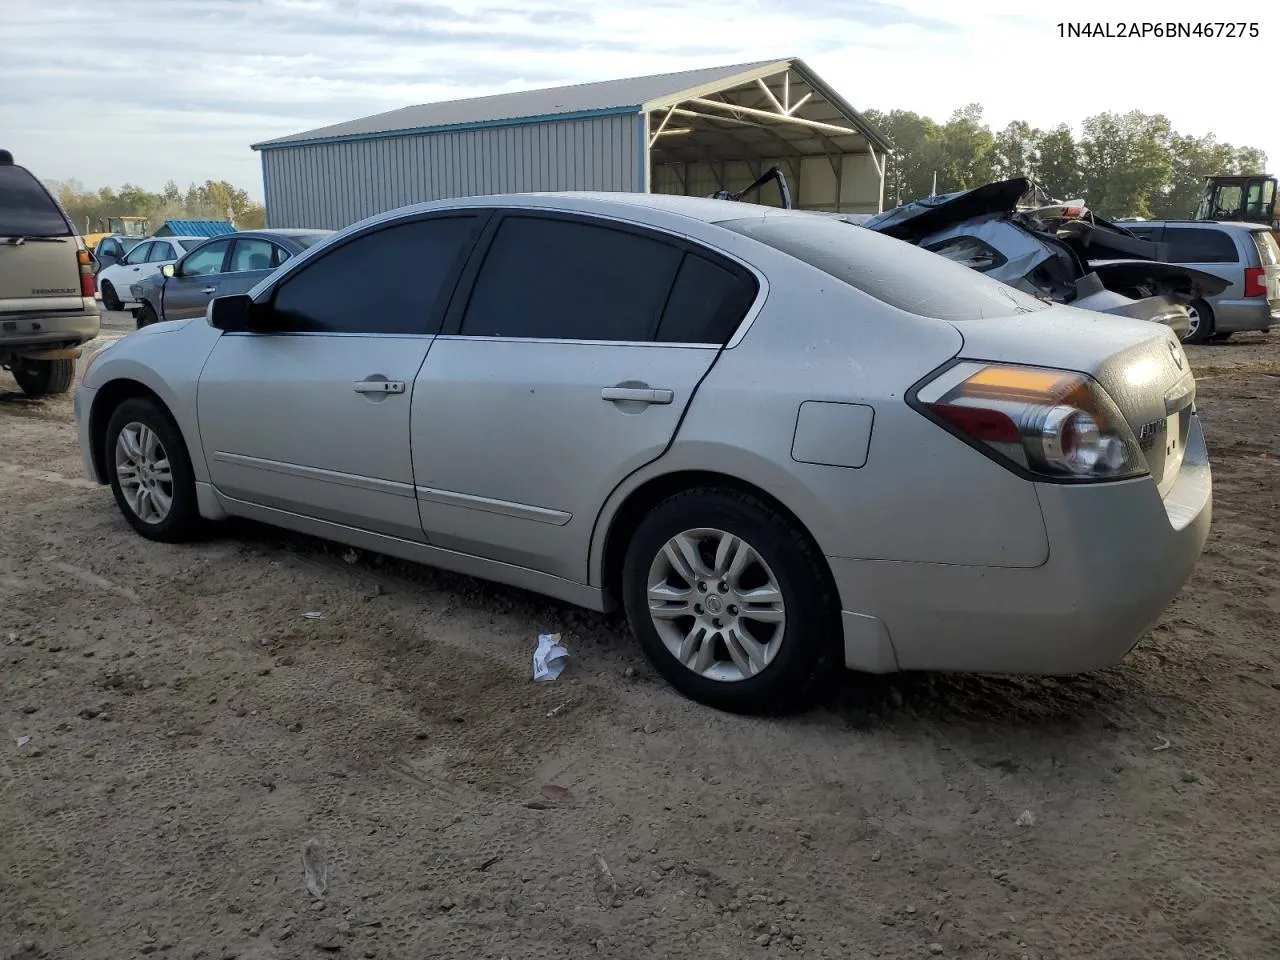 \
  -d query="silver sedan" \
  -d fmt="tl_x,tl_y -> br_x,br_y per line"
74,193 -> 1211,713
